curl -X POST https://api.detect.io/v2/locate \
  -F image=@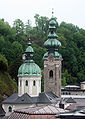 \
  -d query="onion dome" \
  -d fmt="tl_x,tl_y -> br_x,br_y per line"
44,51 -> 62,59
44,39 -> 61,49
25,42 -> 34,53
44,14 -> 62,59
18,41 -> 41,77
